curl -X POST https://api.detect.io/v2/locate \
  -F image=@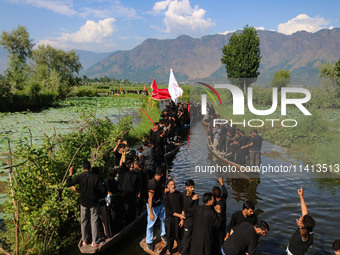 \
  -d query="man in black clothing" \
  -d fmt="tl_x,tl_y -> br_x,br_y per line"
225,201 -> 258,241
244,130 -> 262,170
221,220 -> 270,255
163,179 -> 185,255
190,192 -> 222,255
212,178 -> 228,255
142,140 -> 155,180
104,167 -> 124,235
181,179 -> 199,255
113,138 -> 123,166
66,161 -> 107,247
118,150 -> 141,225
287,187 -> 315,255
